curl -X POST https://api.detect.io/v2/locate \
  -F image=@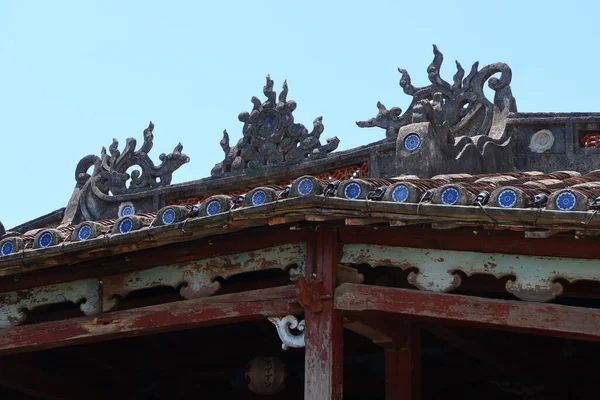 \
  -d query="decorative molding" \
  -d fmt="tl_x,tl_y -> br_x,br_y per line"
357,44 -> 516,142
0,279 -> 101,328
529,129 -> 555,153
268,315 -> 306,350
101,243 -> 306,311
211,75 -> 339,178
63,122 -> 189,224
340,244 -> 600,302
